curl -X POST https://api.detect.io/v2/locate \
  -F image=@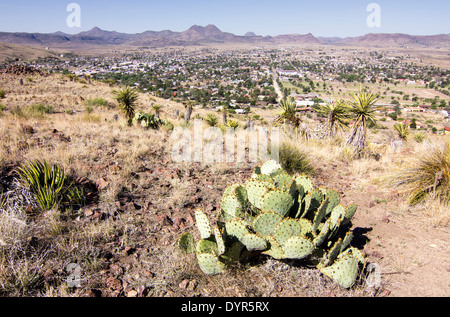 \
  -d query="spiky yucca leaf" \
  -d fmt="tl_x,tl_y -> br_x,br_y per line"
17,161 -> 68,211
205,113 -> 219,127
313,99 -> 350,138
275,97 -> 300,127
113,86 -> 139,123
345,89 -> 379,157
393,123 -> 410,141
